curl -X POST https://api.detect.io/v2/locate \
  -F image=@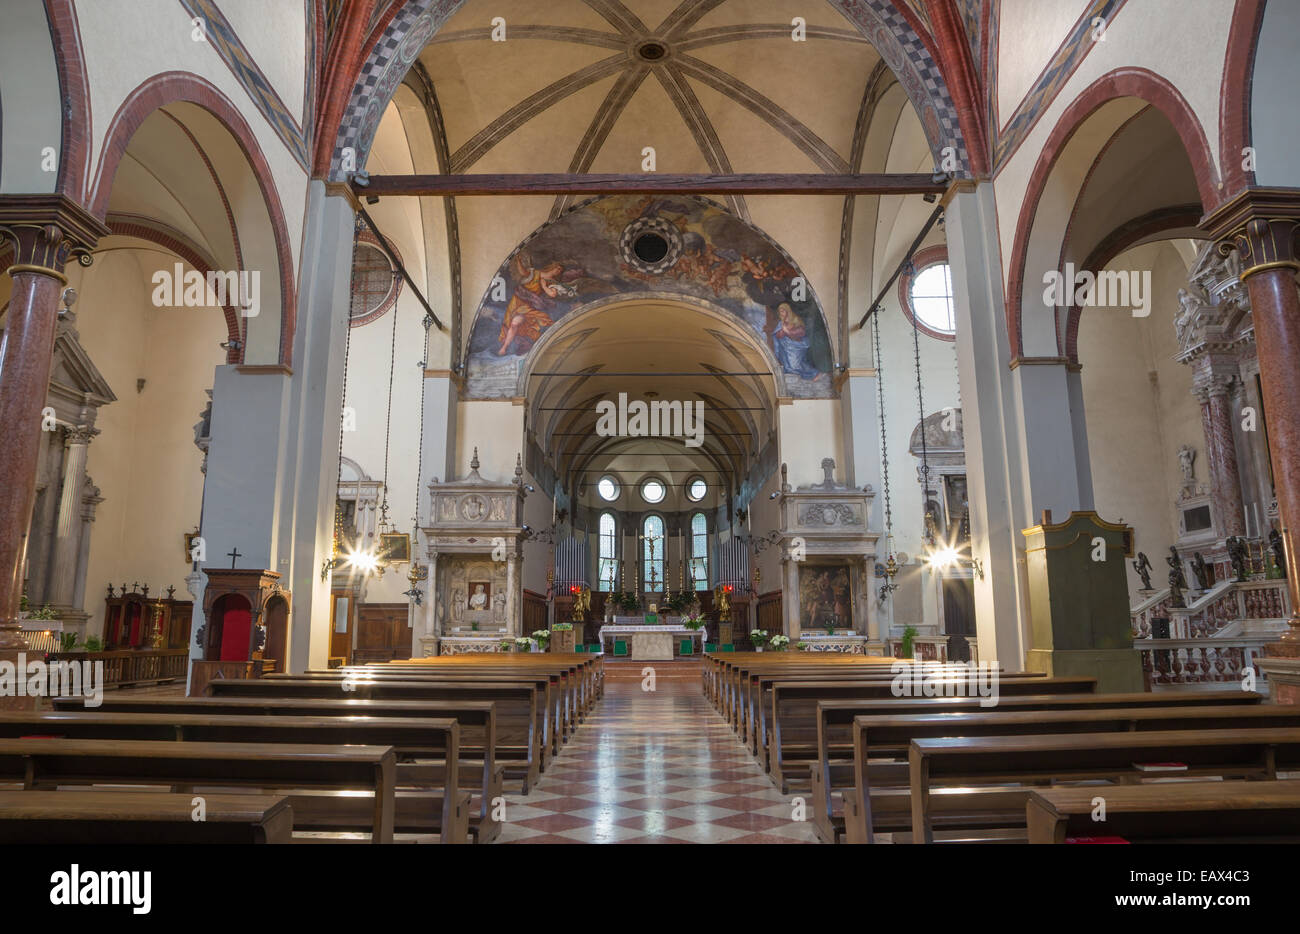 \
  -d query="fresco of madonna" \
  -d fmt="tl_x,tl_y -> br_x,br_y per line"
463,195 -> 833,398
